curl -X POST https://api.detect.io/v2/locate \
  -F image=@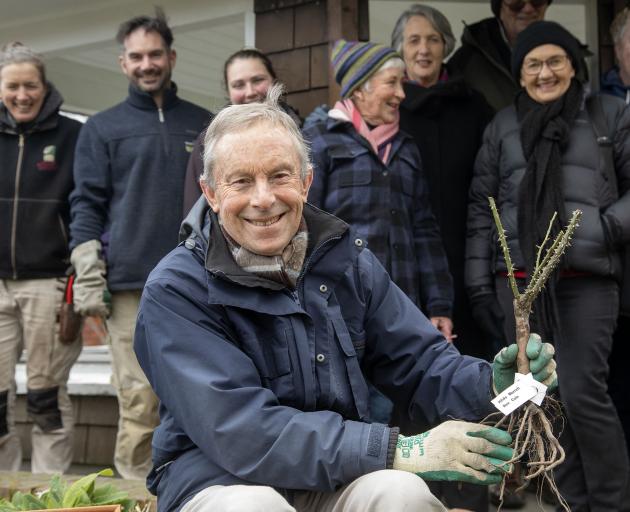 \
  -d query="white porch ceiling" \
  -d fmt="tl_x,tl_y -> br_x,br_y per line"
1,0 -> 254,114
